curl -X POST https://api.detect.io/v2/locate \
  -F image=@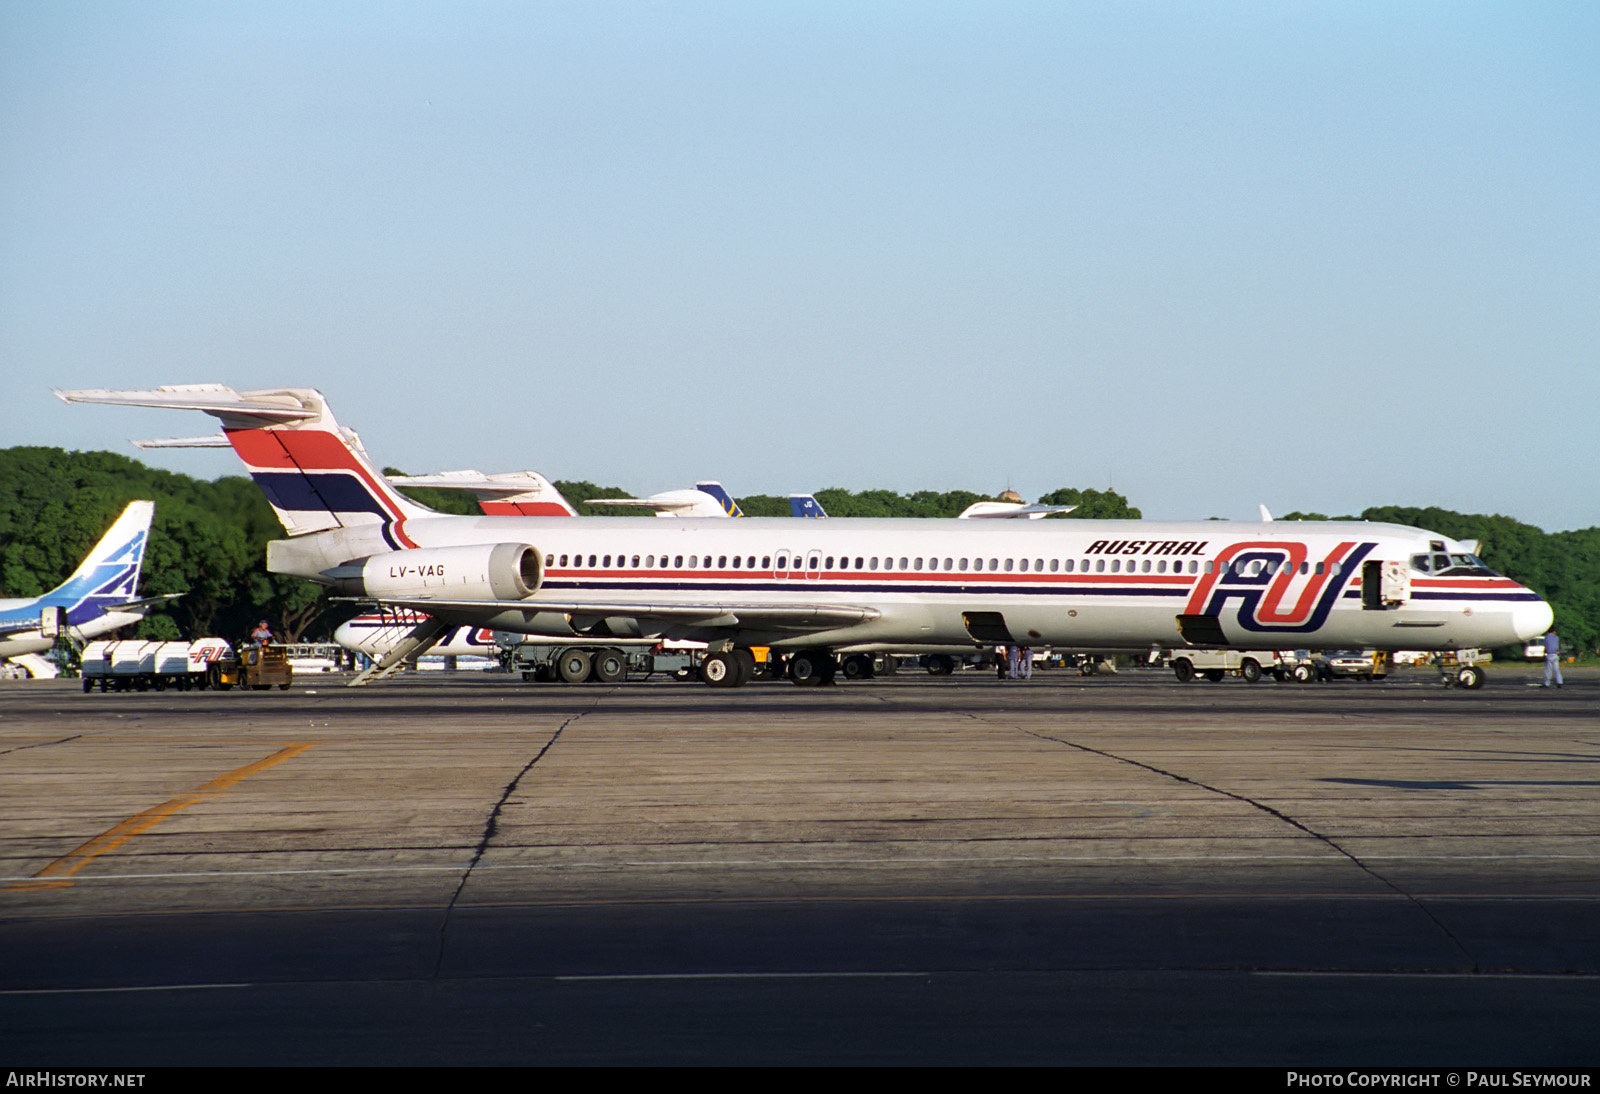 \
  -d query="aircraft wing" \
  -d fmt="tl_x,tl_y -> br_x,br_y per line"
333,595 -> 879,632
958,501 -> 1077,519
